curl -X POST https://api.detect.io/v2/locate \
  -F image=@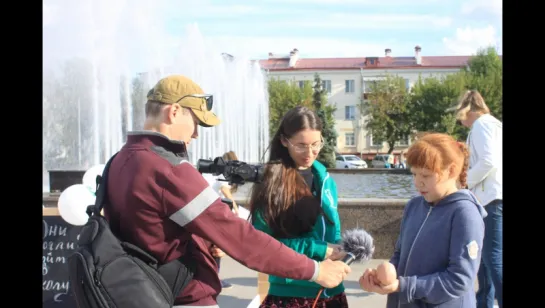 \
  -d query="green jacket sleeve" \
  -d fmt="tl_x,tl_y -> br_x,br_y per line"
252,211 -> 329,261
